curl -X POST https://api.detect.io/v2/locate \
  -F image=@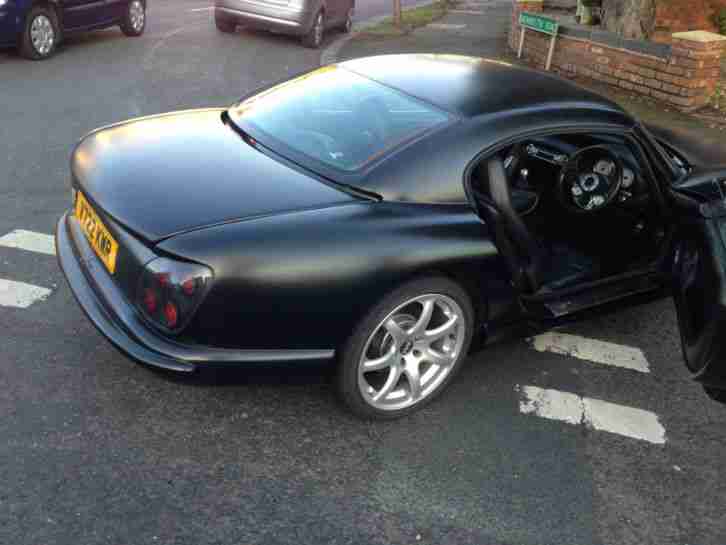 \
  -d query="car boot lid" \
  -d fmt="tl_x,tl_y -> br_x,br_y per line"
71,108 -> 356,243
